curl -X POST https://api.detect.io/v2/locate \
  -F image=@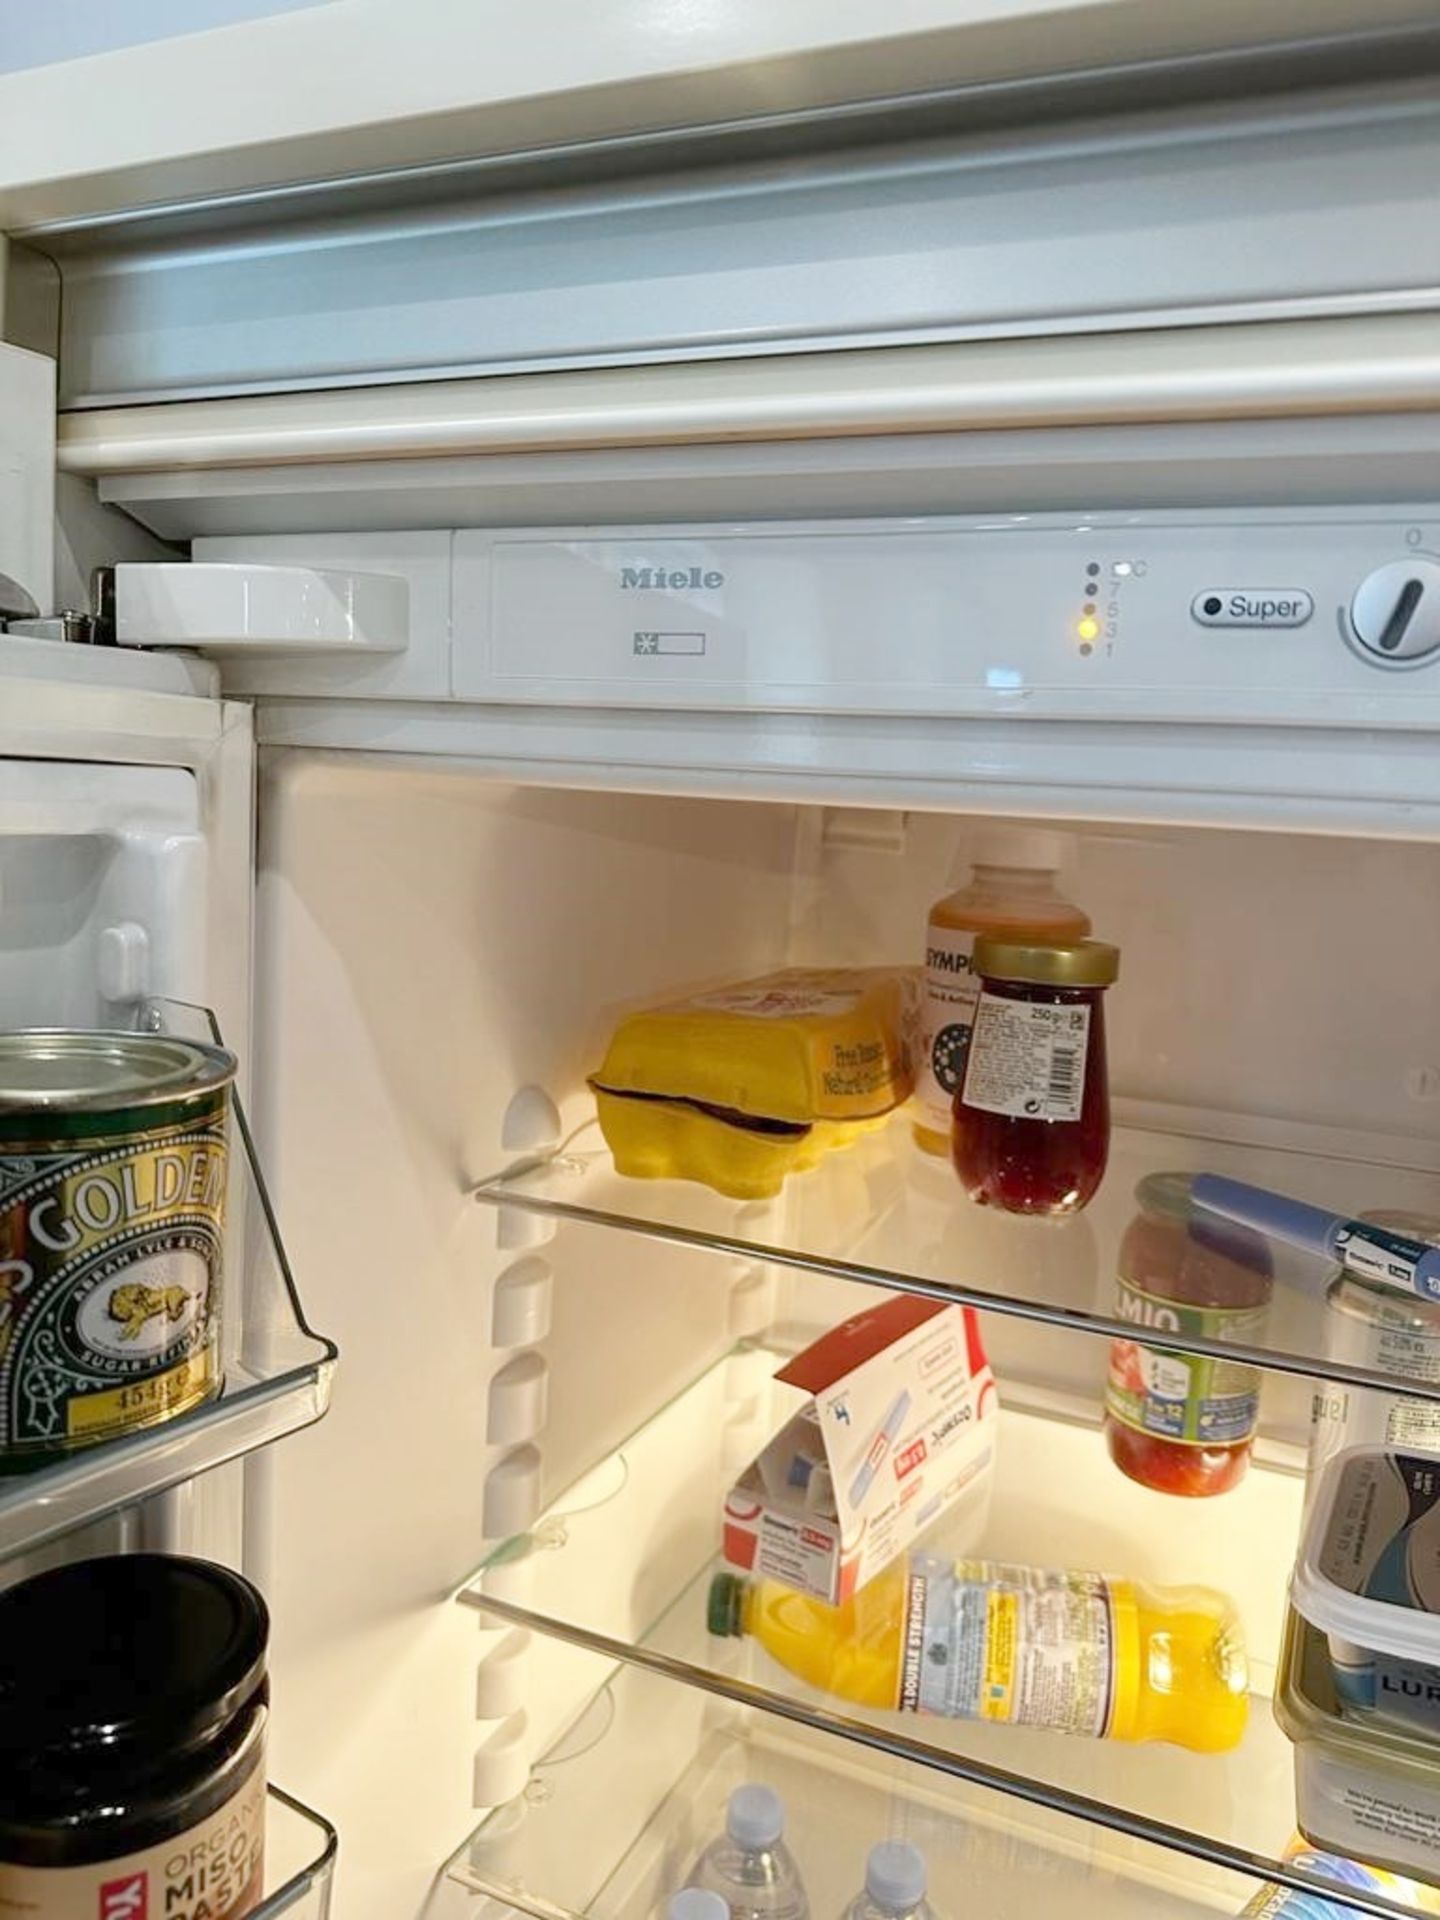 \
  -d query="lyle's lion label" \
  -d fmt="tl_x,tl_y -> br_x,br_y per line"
0,1033 -> 235,1469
